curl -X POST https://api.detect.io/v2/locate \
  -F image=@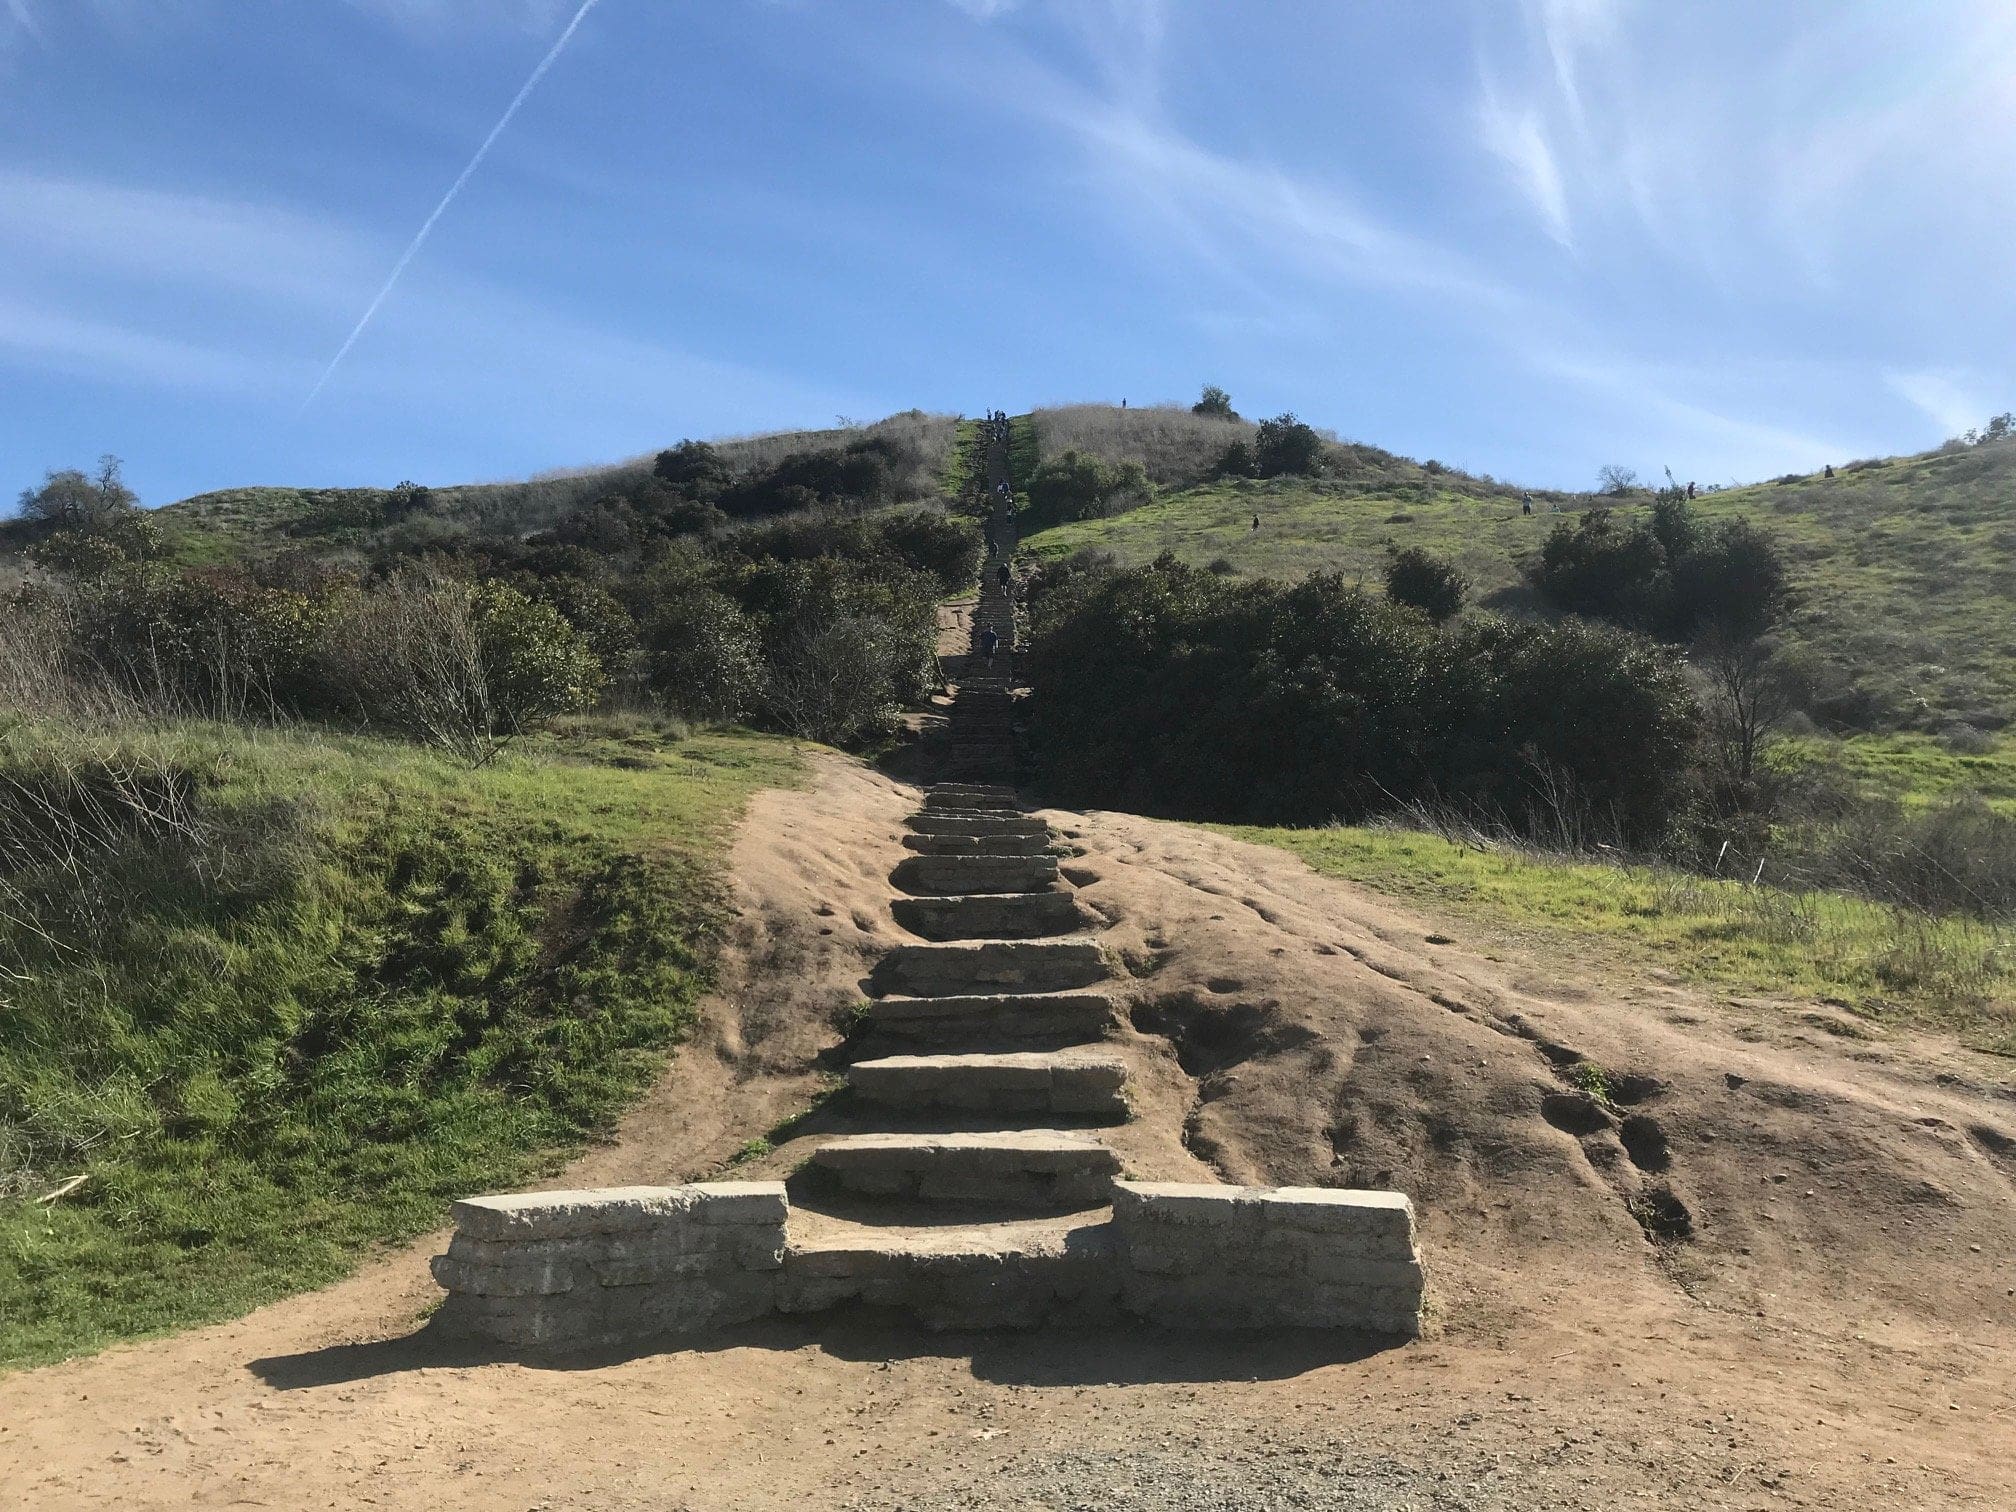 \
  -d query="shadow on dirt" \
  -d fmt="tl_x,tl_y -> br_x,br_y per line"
248,1310 -> 1399,1392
